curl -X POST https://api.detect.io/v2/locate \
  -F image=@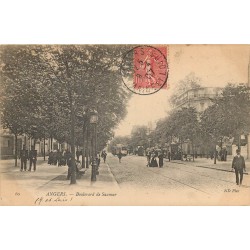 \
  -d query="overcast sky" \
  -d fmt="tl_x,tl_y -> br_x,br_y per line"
115,45 -> 250,136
